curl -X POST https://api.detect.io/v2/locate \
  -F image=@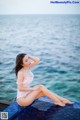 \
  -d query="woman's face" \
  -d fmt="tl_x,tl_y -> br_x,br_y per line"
22,55 -> 31,67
